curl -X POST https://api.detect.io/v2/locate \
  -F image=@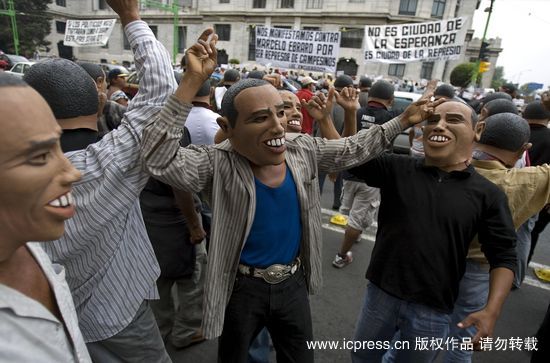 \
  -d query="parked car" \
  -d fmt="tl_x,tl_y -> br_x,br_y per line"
0,53 -> 29,70
391,91 -> 422,154
5,61 -> 36,77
